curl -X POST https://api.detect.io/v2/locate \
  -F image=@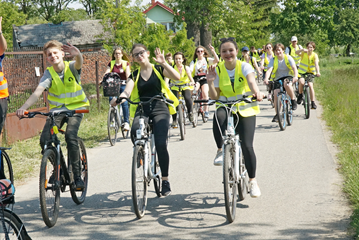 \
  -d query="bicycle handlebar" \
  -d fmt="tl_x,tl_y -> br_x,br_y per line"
23,109 -> 89,118
116,94 -> 174,105
194,95 -> 263,105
